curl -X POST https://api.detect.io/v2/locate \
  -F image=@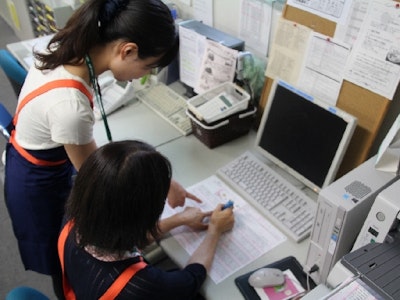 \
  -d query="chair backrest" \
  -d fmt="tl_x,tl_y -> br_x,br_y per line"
0,102 -> 13,140
0,49 -> 28,97
6,286 -> 50,300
